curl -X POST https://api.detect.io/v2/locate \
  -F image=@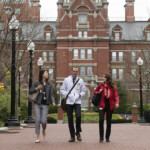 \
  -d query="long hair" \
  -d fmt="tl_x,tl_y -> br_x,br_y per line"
104,73 -> 114,90
39,69 -> 49,83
